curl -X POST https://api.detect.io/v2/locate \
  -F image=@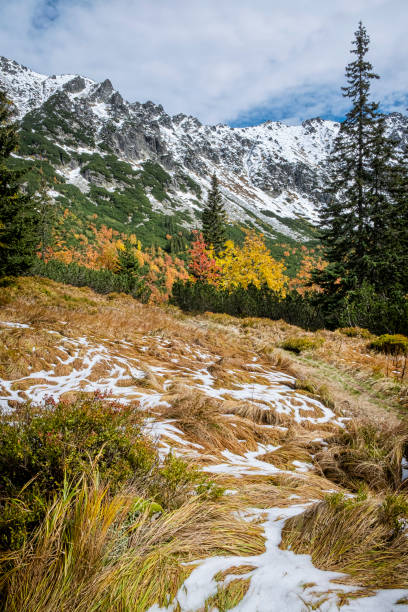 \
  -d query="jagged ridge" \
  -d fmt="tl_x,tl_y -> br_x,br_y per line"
1,56 -> 407,245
